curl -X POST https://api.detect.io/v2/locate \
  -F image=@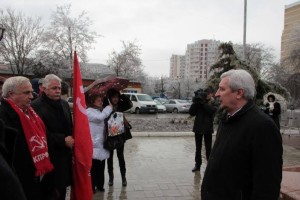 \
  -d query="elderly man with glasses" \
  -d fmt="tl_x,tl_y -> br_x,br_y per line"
0,76 -> 53,200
